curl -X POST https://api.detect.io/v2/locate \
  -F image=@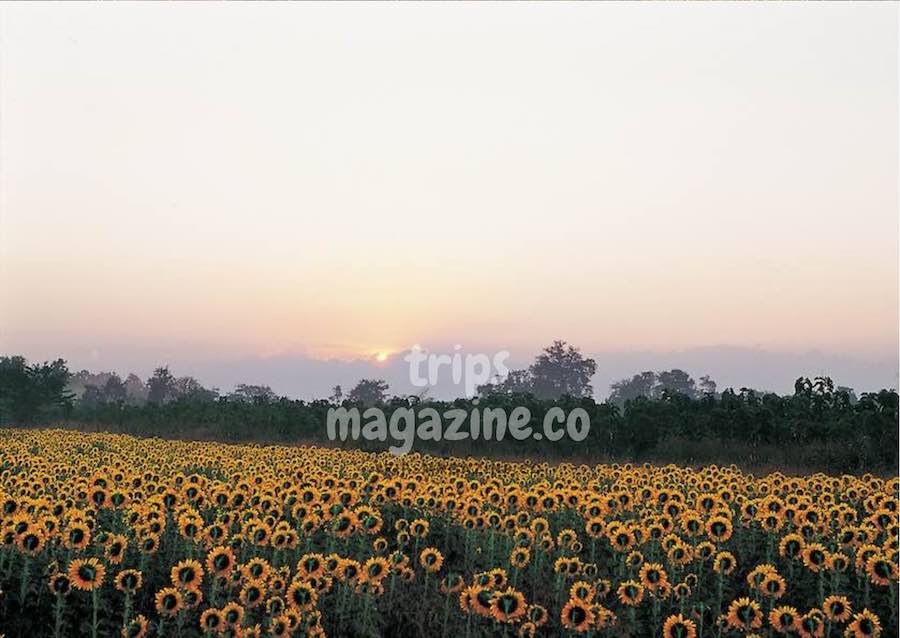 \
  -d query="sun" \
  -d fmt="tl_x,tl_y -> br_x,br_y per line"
374,352 -> 389,363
